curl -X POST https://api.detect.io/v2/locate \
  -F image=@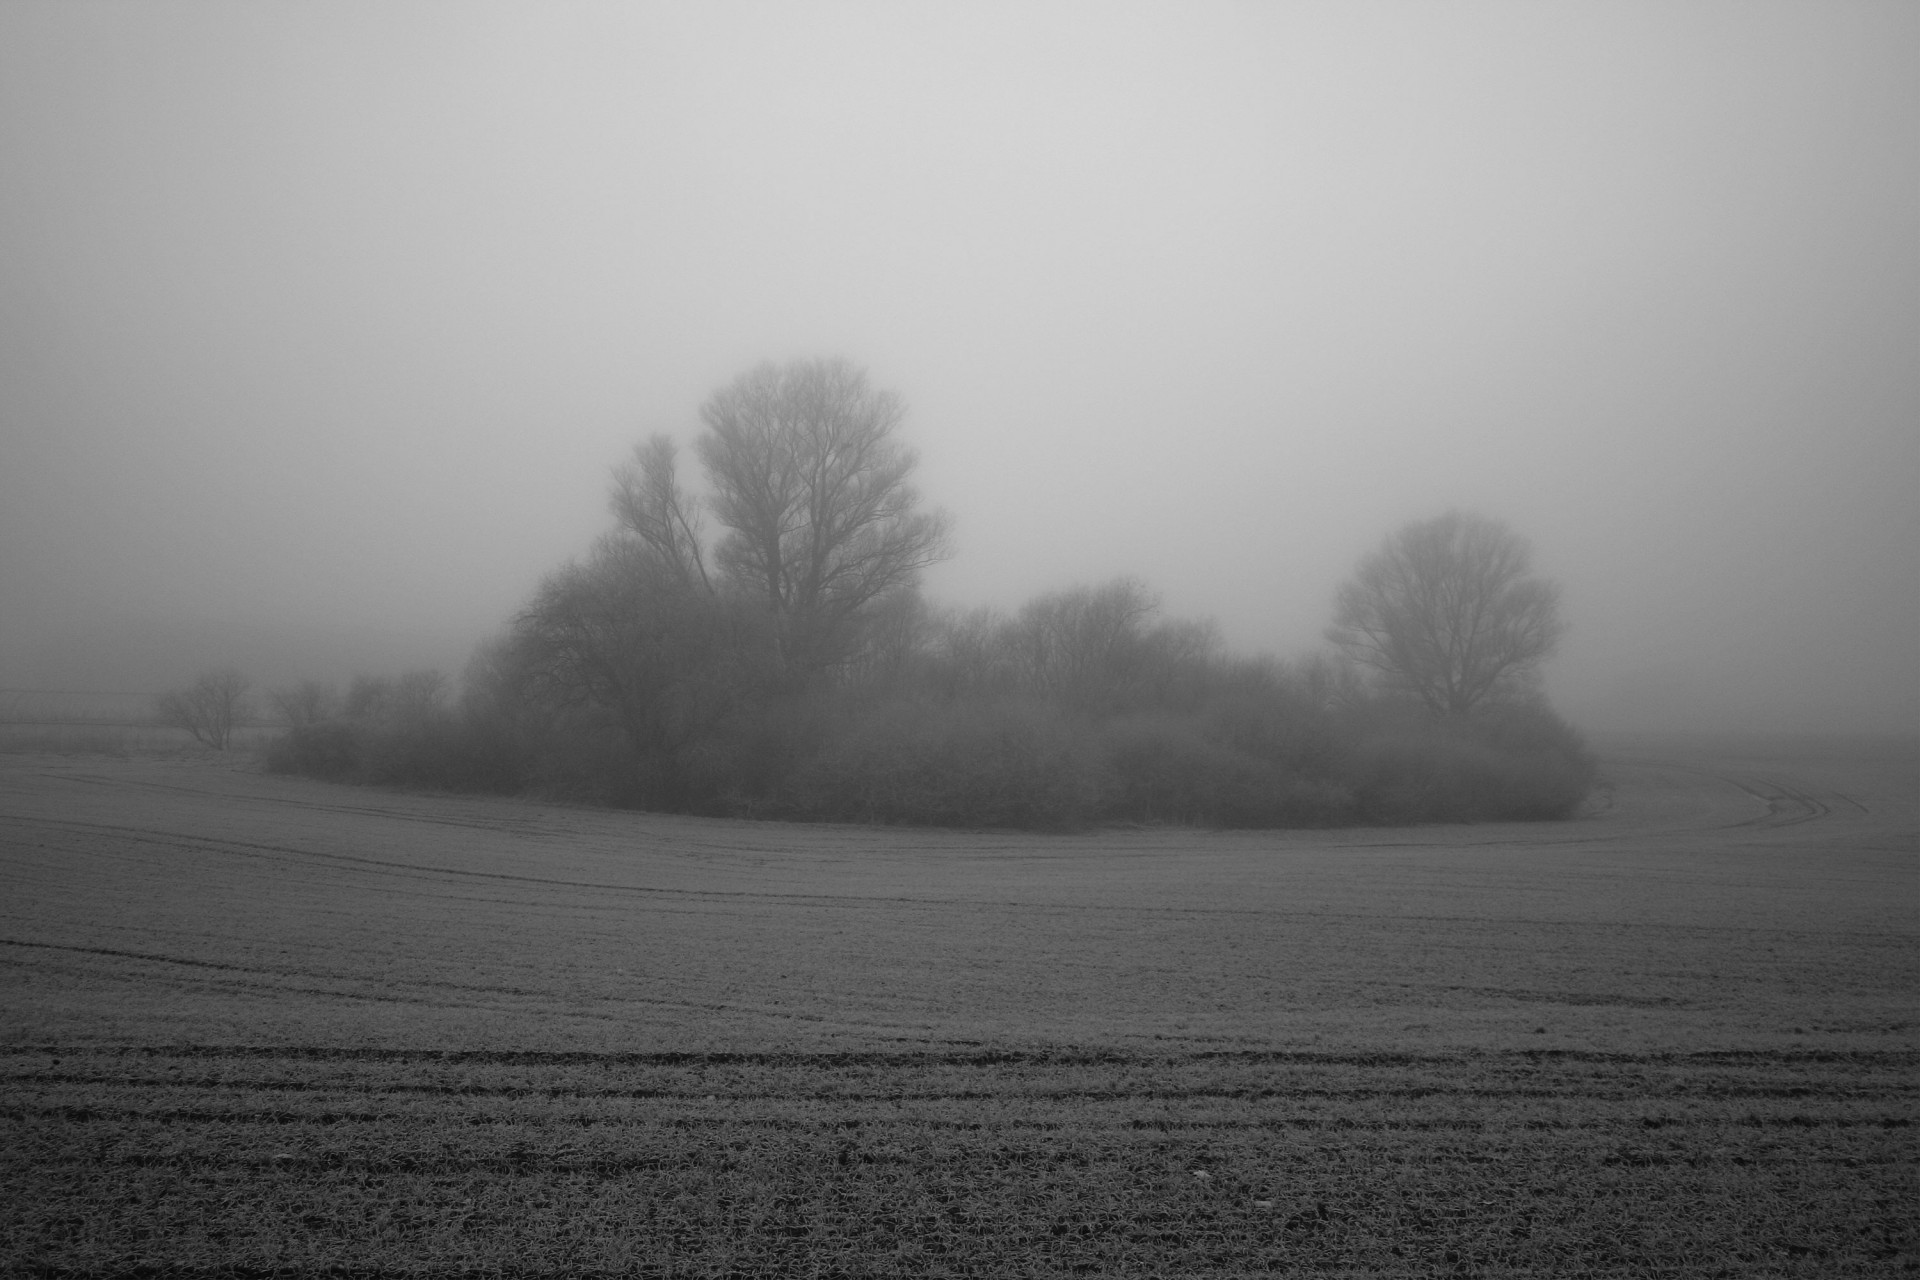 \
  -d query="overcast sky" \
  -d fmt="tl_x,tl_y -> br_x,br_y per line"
2,2 -> 1914,733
